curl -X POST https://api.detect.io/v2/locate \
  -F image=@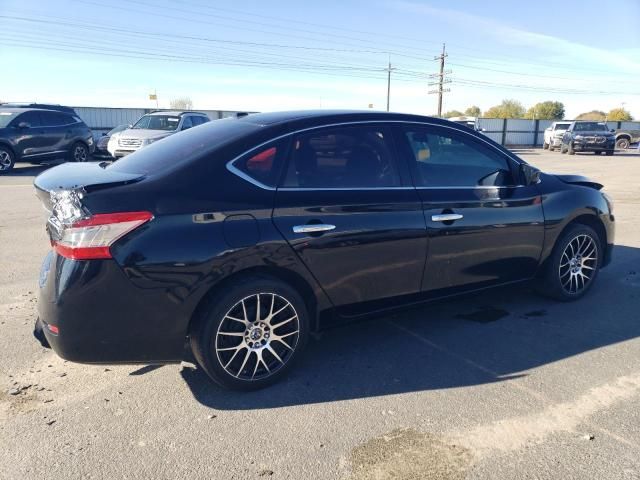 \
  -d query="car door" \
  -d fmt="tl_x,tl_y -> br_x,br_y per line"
10,111 -> 47,158
272,124 -> 427,313
396,124 -> 544,294
37,111 -> 69,159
